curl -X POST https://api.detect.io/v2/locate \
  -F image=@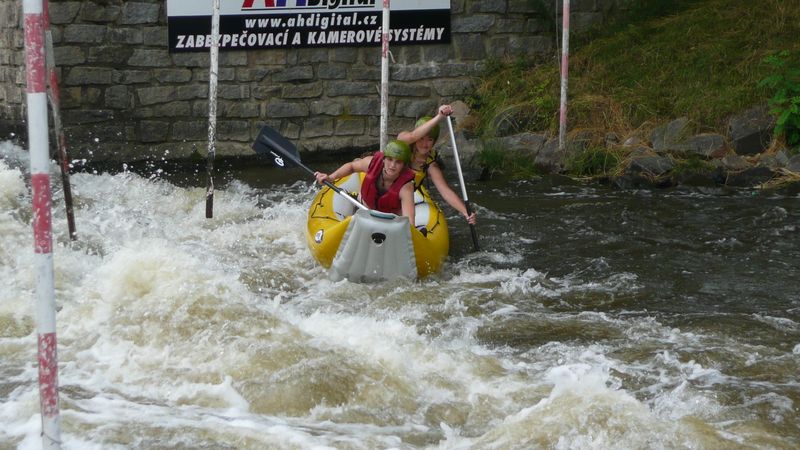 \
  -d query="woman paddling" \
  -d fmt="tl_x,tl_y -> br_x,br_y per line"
398,104 -> 477,225
314,140 -> 416,225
